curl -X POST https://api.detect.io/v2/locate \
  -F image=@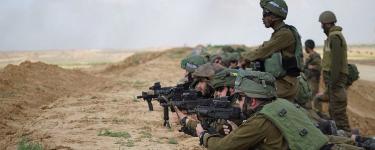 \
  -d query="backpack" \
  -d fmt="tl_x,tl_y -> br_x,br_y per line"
346,63 -> 359,86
